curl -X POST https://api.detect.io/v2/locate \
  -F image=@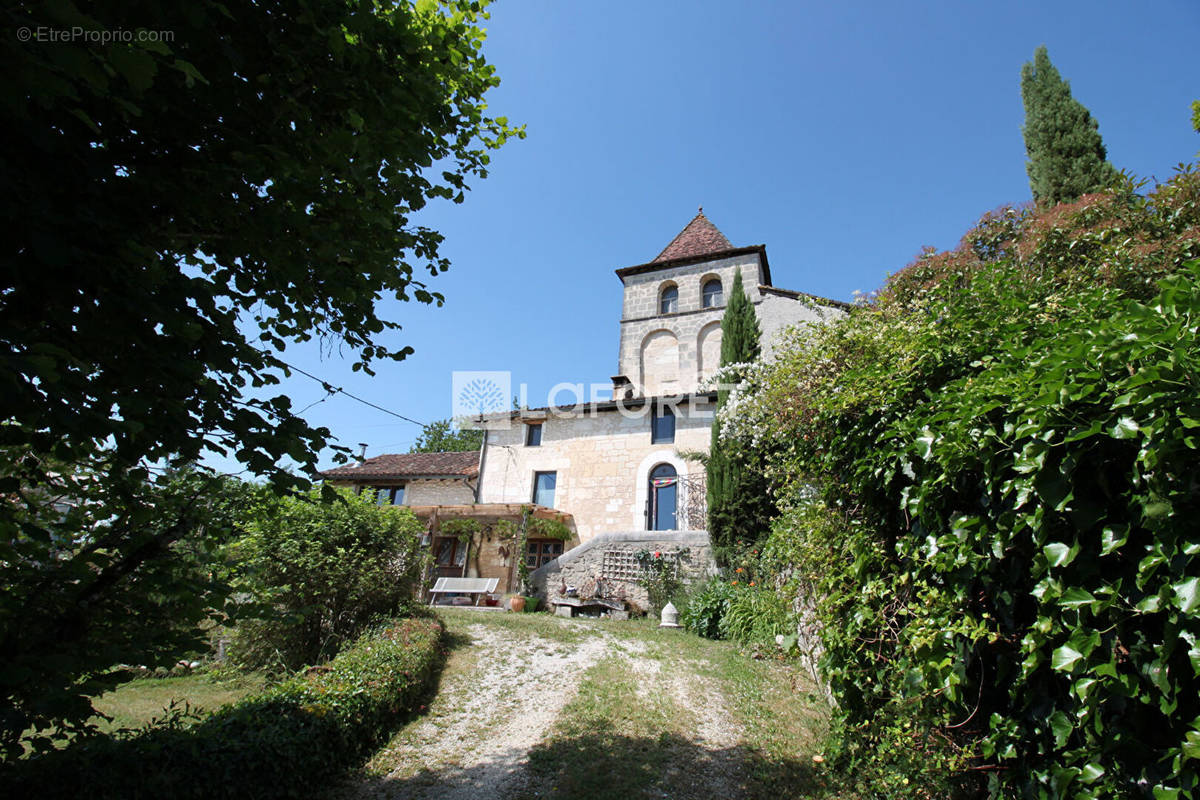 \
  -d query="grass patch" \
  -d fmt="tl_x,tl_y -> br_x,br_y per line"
5,618 -> 447,800
706,649 -> 835,795
544,617 -> 839,798
91,672 -> 266,735
361,627 -> 479,778
526,655 -> 693,799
